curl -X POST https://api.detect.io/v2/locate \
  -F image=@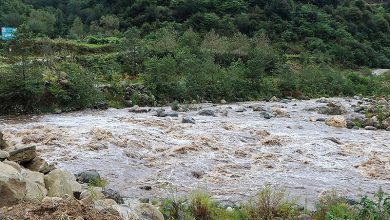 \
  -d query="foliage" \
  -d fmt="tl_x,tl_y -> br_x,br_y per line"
246,184 -> 299,220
